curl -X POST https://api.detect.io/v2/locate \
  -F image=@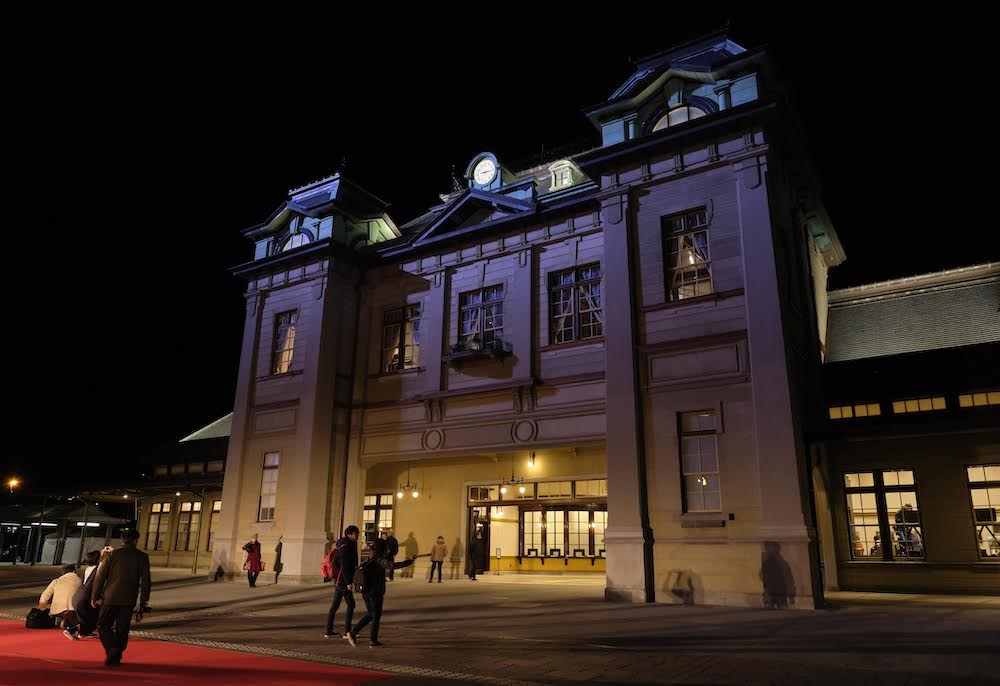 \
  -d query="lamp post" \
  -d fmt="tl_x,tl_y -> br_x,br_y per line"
6,478 -> 18,494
